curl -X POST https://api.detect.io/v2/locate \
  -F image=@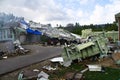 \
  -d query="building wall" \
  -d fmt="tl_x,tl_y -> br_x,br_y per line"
26,34 -> 41,43
0,28 -> 14,41
19,34 -> 26,44
0,40 -> 14,53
